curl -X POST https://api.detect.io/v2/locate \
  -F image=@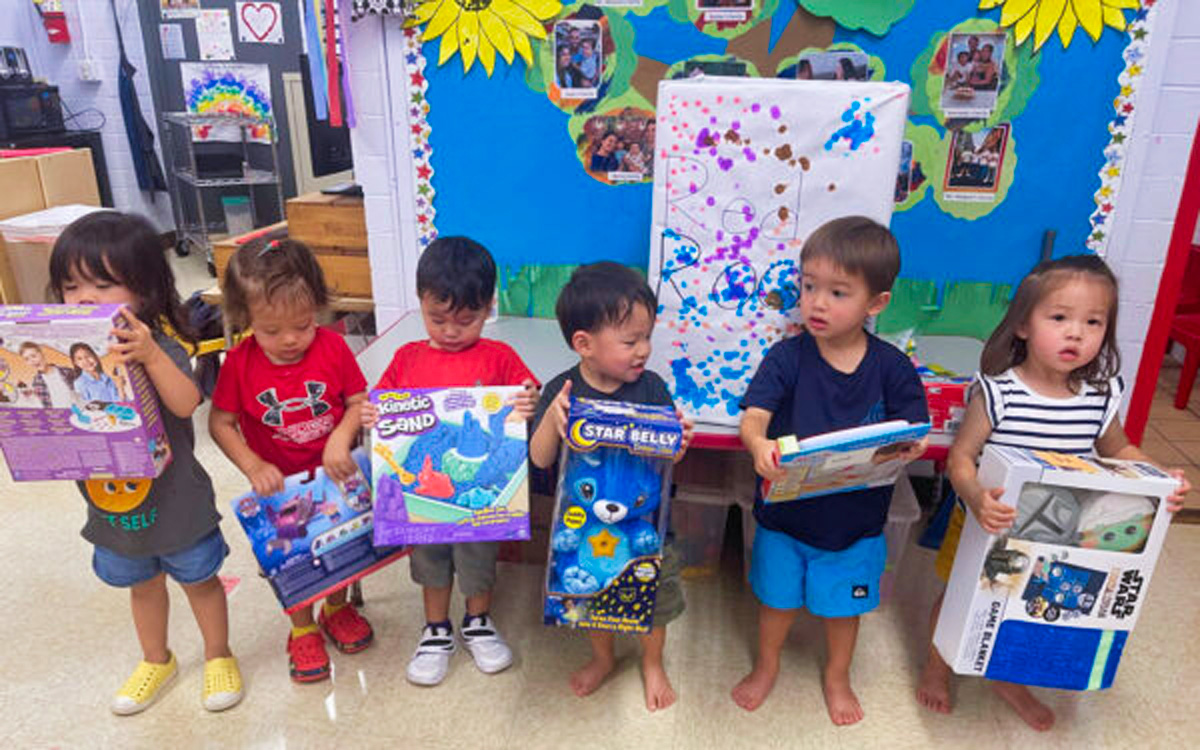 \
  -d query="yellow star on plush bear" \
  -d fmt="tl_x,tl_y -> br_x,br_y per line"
588,528 -> 620,558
